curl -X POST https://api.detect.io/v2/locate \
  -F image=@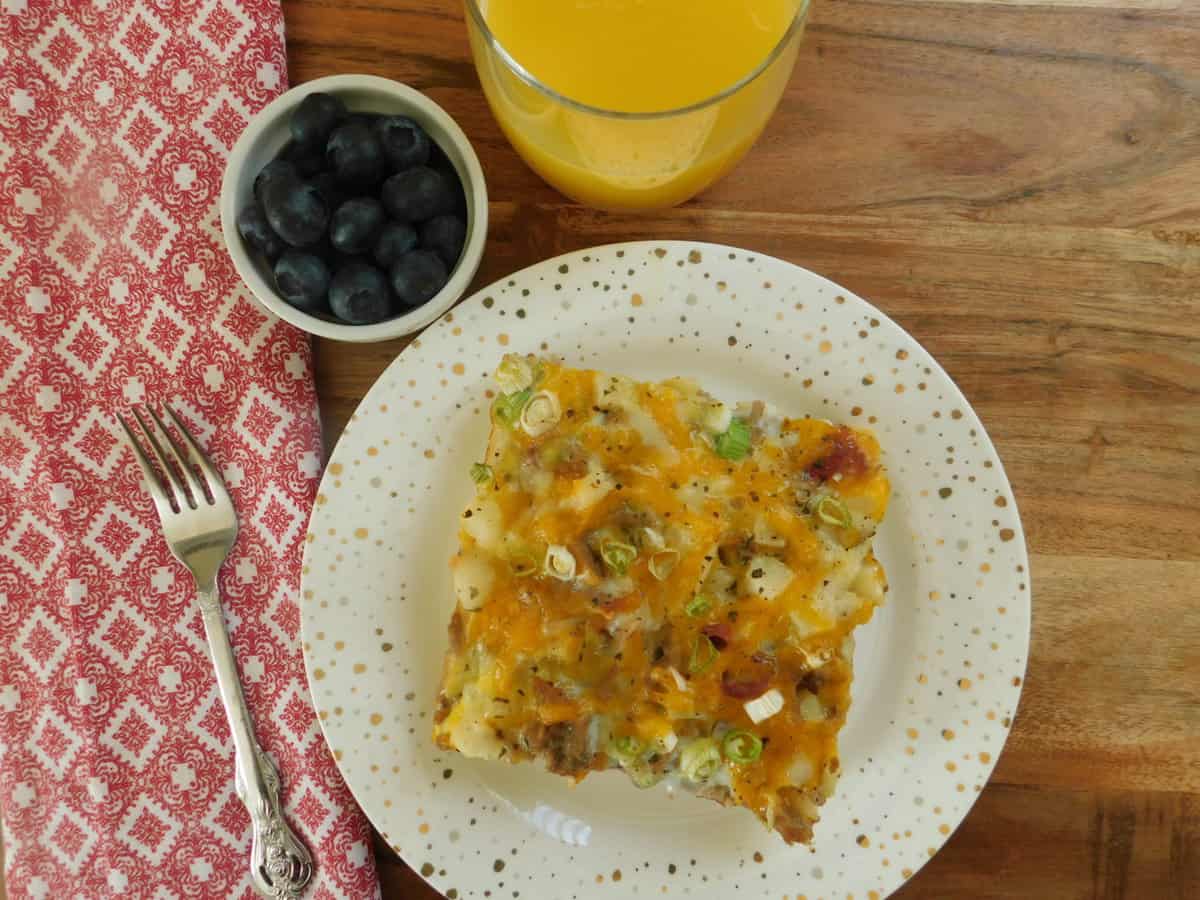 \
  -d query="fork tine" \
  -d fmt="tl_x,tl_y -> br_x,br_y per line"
118,413 -> 177,519
163,403 -> 230,501
131,407 -> 195,510
147,406 -> 209,507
